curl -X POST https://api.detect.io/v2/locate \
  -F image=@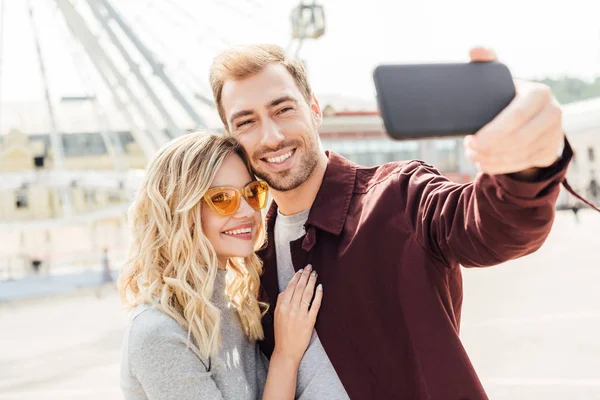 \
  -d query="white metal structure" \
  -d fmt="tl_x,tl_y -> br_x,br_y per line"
0,0 -> 321,232
0,0 -> 279,274
0,0 -> 235,231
